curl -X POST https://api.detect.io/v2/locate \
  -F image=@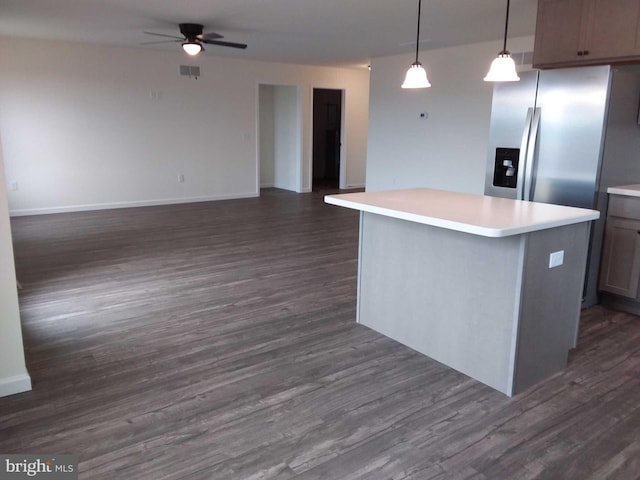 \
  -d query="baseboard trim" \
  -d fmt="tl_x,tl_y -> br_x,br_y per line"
344,183 -> 365,189
600,293 -> 640,316
260,183 -> 274,189
9,192 -> 259,217
0,373 -> 32,398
